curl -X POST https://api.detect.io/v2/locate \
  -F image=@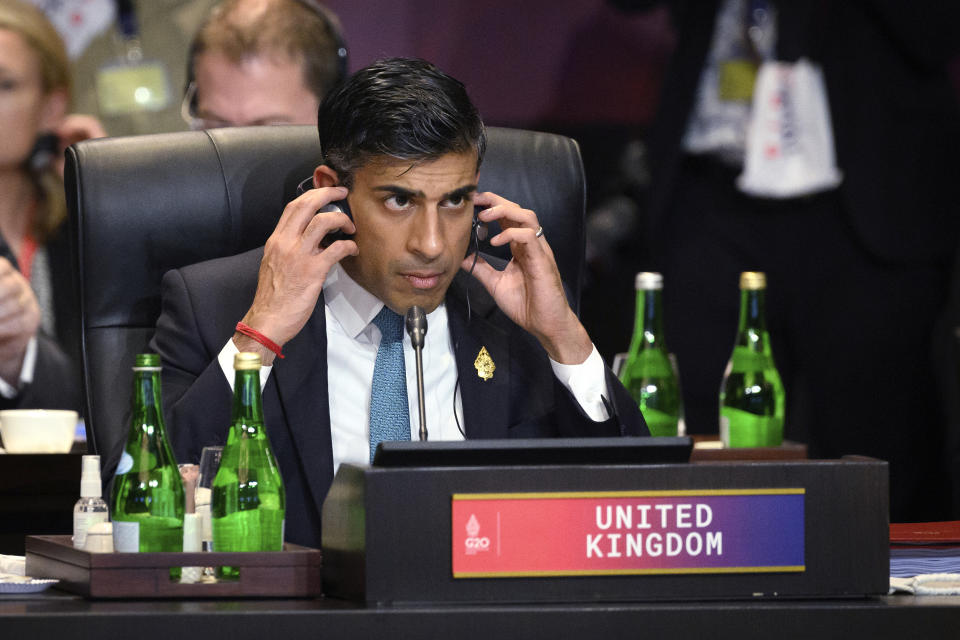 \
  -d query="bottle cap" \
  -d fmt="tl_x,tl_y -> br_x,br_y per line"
234,351 -> 262,370
635,272 -> 663,290
80,455 -> 102,498
133,353 -> 161,373
739,271 -> 766,290
134,353 -> 160,367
